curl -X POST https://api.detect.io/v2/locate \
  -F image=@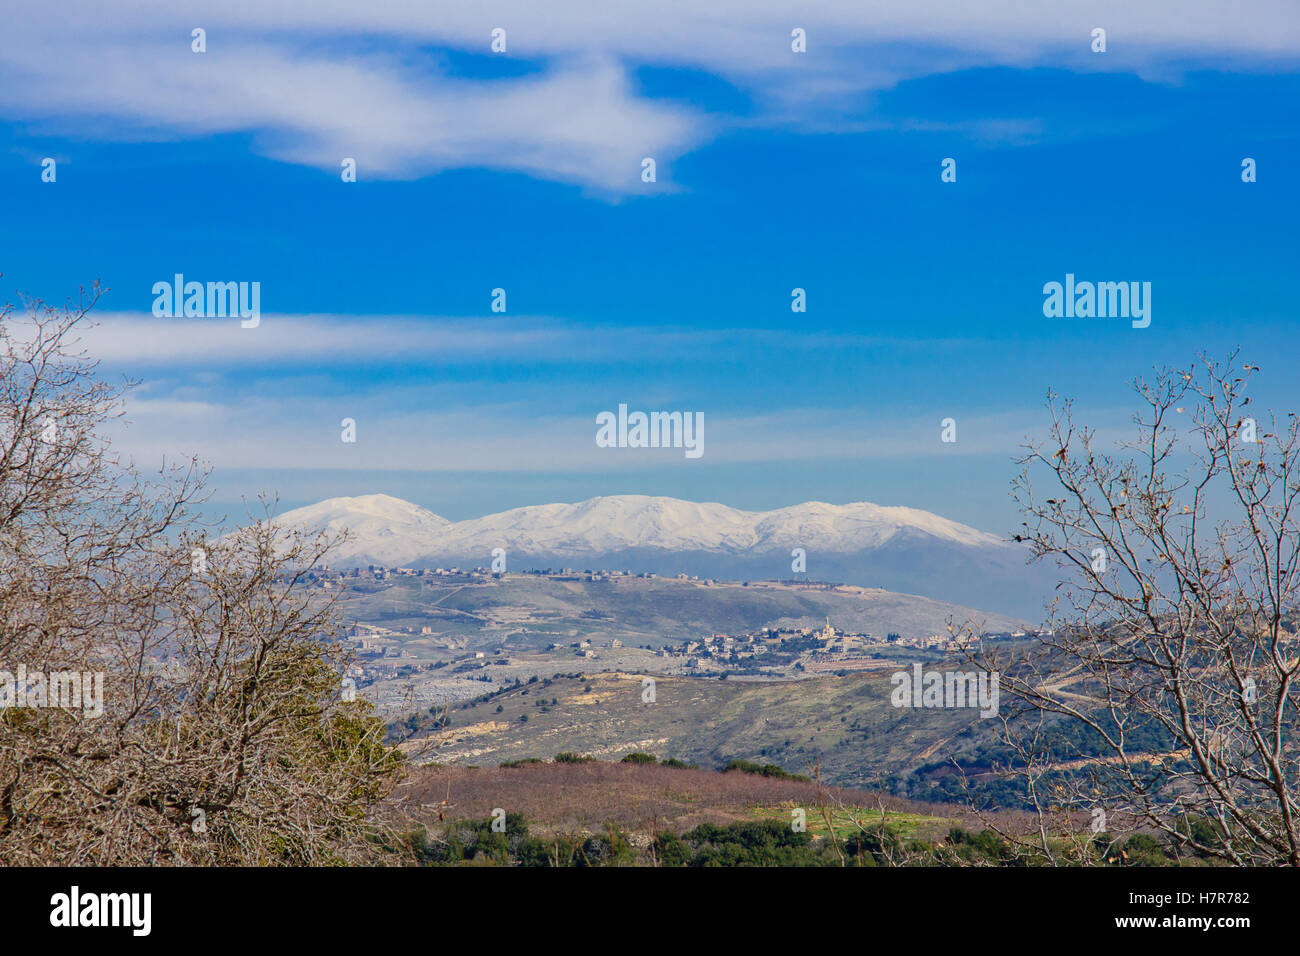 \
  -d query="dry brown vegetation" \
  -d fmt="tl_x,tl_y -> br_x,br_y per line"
0,283 -> 405,865
394,758 -> 1017,838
